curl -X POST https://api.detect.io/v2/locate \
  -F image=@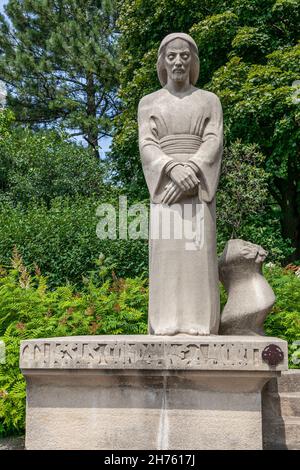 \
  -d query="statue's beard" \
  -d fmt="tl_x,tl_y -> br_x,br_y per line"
171,69 -> 187,82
